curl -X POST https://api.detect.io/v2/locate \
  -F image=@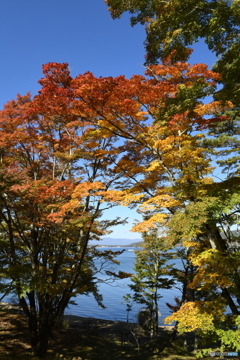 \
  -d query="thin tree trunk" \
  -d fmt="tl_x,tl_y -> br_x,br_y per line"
154,288 -> 159,336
